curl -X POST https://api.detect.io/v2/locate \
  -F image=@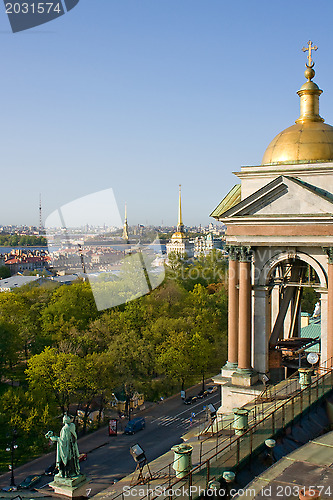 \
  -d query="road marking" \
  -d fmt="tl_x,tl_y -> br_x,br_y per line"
153,408 -> 208,428
150,395 -> 219,427
173,394 -> 218,419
